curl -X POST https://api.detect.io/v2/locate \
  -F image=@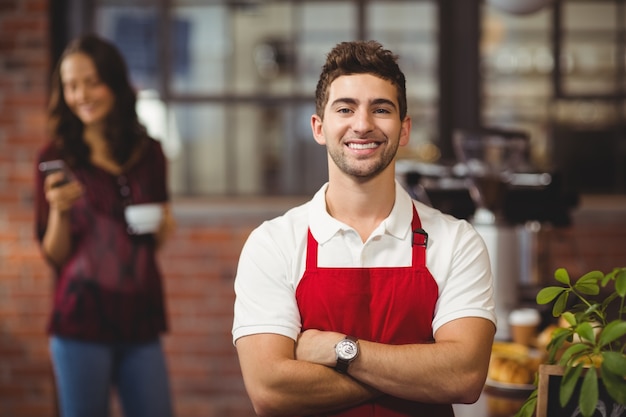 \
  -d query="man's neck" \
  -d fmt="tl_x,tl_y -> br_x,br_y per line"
325,171 -> 397,242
